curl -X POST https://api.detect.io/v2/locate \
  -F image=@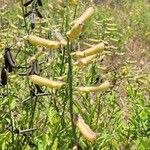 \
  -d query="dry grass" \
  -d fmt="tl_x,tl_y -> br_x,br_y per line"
125,35 -> 150,74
